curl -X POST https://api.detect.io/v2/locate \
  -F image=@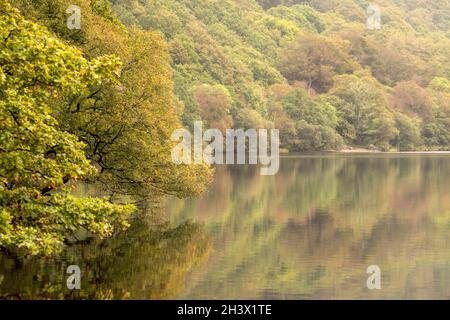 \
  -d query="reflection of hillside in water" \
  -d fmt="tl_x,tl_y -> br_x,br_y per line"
1,155 -> 449,300
169,155 -> 450,299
